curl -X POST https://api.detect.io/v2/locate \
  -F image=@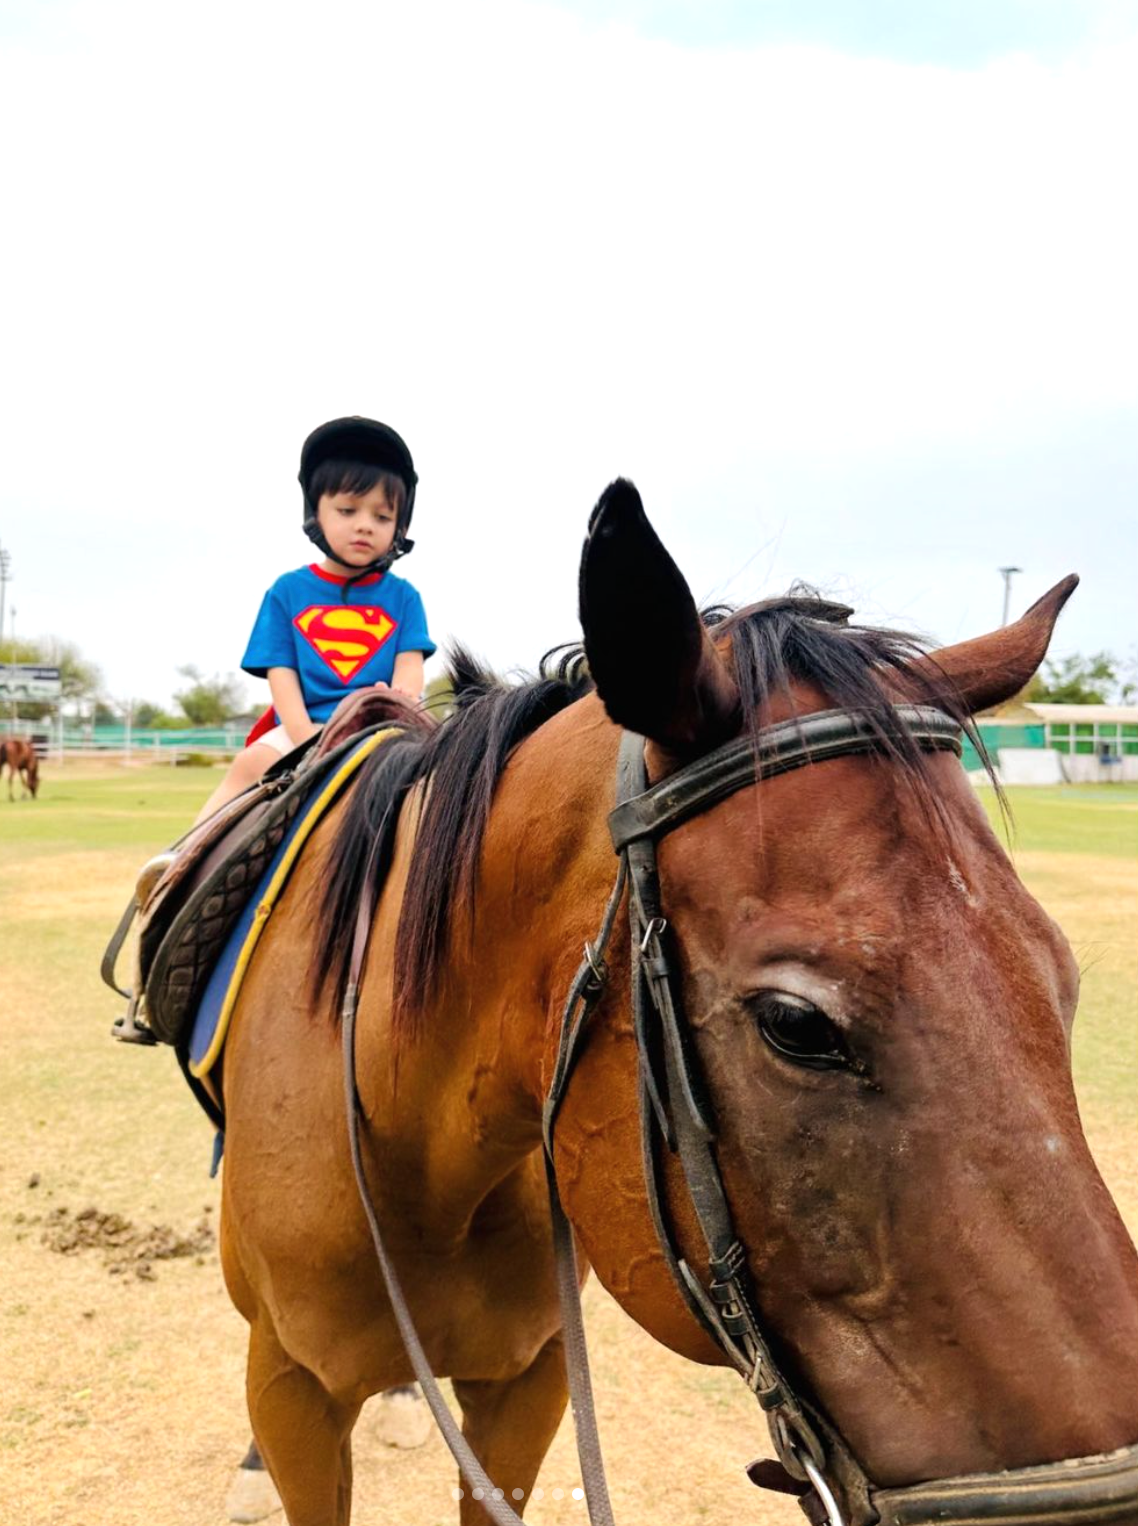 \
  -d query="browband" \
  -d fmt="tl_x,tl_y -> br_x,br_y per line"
609,705 -> 962,852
